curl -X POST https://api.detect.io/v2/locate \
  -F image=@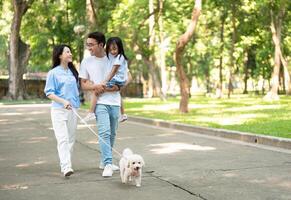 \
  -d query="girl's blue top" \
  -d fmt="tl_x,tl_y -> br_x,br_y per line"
44,65 -> 80,108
